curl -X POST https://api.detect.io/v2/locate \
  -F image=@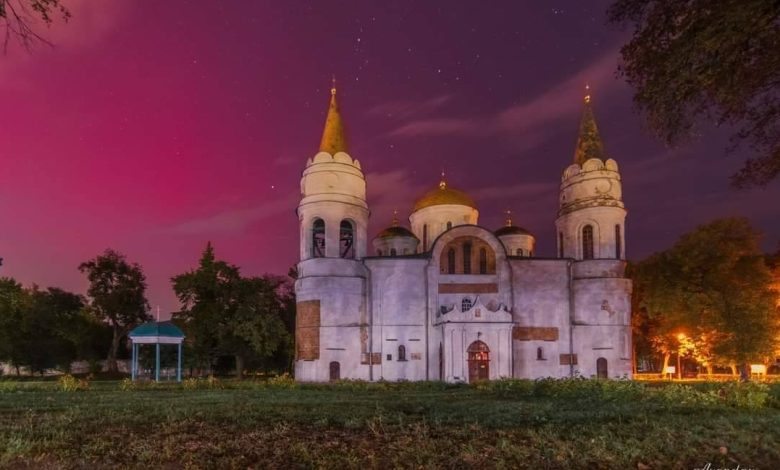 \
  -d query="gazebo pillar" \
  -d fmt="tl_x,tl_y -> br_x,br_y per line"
155,343 -> 161,382
177,342 -> 183,382
131,342 -> 137,380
